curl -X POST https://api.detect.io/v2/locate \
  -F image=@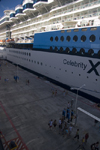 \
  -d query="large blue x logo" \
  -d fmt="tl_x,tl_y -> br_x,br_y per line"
87,60 -> 100,76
